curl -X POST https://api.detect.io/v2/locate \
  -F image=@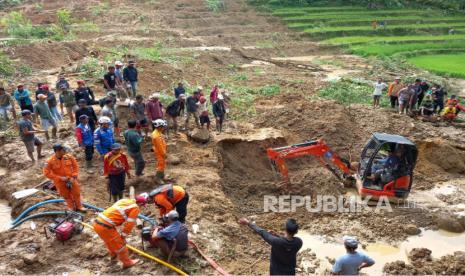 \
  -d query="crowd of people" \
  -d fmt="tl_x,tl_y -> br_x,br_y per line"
373,77 -> 464,121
